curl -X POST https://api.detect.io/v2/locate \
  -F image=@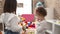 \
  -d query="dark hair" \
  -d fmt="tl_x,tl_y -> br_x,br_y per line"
3,0 -> 17,13
36,7 -> 47,17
